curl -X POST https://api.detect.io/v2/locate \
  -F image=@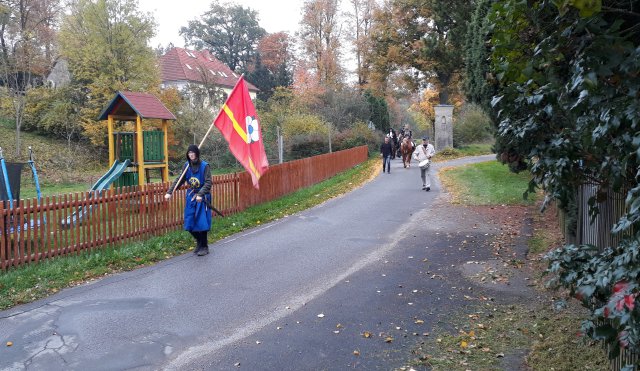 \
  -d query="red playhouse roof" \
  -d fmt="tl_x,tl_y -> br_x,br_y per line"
98,91 -> 177,120
159,47 -> 258,91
